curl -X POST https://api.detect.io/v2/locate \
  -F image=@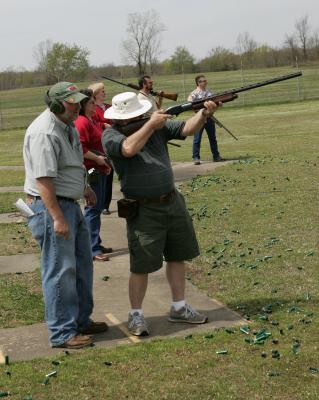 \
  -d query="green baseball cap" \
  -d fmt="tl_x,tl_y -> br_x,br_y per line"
48,82 -> 87,103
